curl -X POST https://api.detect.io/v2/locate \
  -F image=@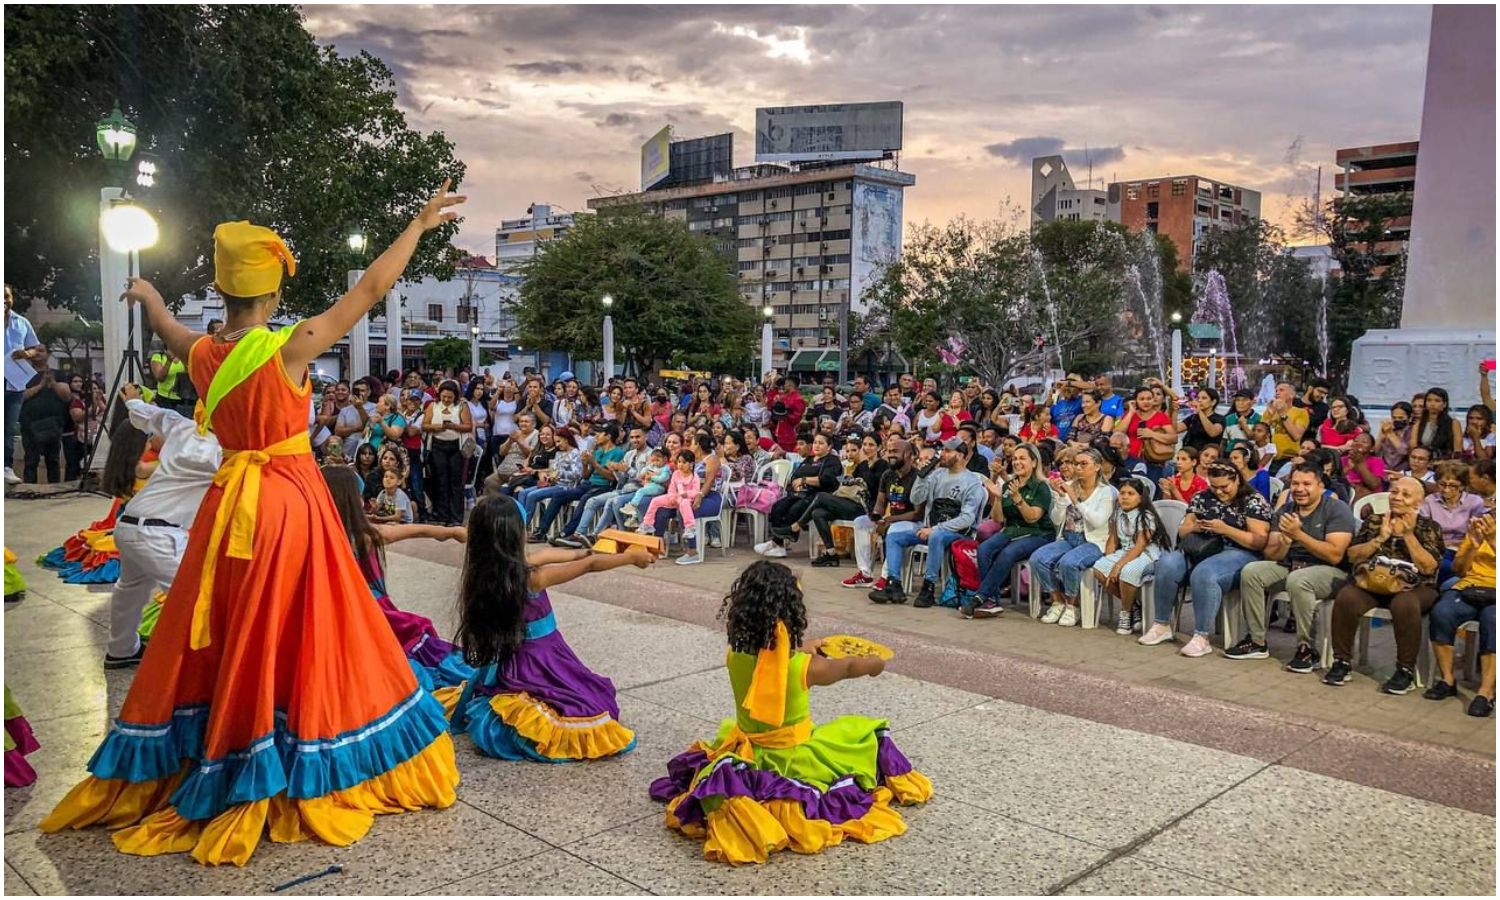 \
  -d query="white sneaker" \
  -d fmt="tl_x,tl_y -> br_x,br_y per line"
1040,603 -> 1065,624
3,467 -> 18,485
1115,611 -> 1133,635
708,536 -> 722,549
1138,623 -> 1176,646
763,544 -> 788,558
753,540 -> 774,555
638,524 -> 654,536
1179,634 -> 1213,658
675,553 -> 702,566
1058,606 -> 1078,627
619,503 -> 637,518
